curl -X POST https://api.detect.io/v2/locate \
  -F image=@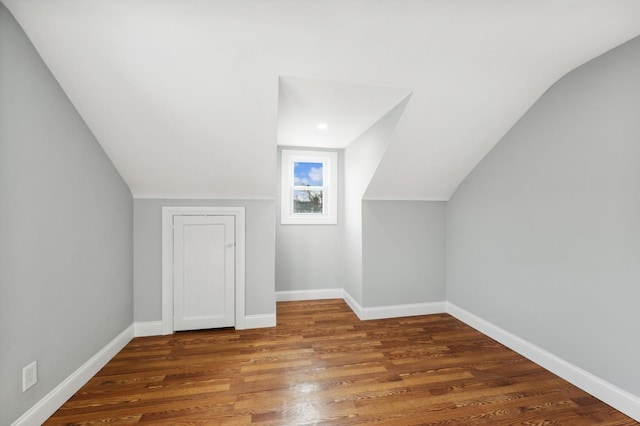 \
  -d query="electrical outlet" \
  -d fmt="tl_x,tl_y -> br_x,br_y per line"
22,361 -> 37,392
